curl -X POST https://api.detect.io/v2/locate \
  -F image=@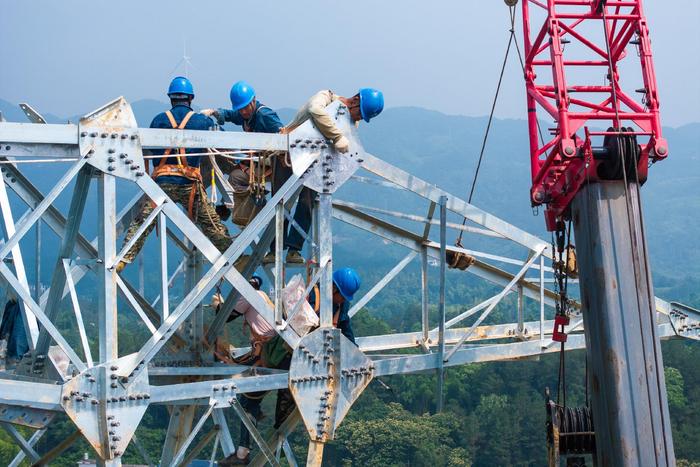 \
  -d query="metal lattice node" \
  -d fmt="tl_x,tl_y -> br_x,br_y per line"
0,97 -> 696,466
